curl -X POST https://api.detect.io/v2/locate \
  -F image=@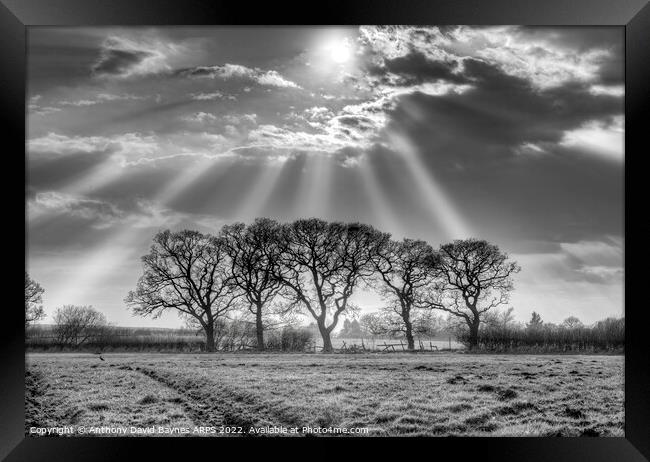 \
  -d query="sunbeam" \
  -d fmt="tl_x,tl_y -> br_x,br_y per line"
154,155 -> 226,206
232,158 -> 288,223
48,154 -> 232,309
294,153 -> 333,219
387,131 -> 472,240
28,158 -> 125,224
50,229 -> 144,309
358,155 -> 405,238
